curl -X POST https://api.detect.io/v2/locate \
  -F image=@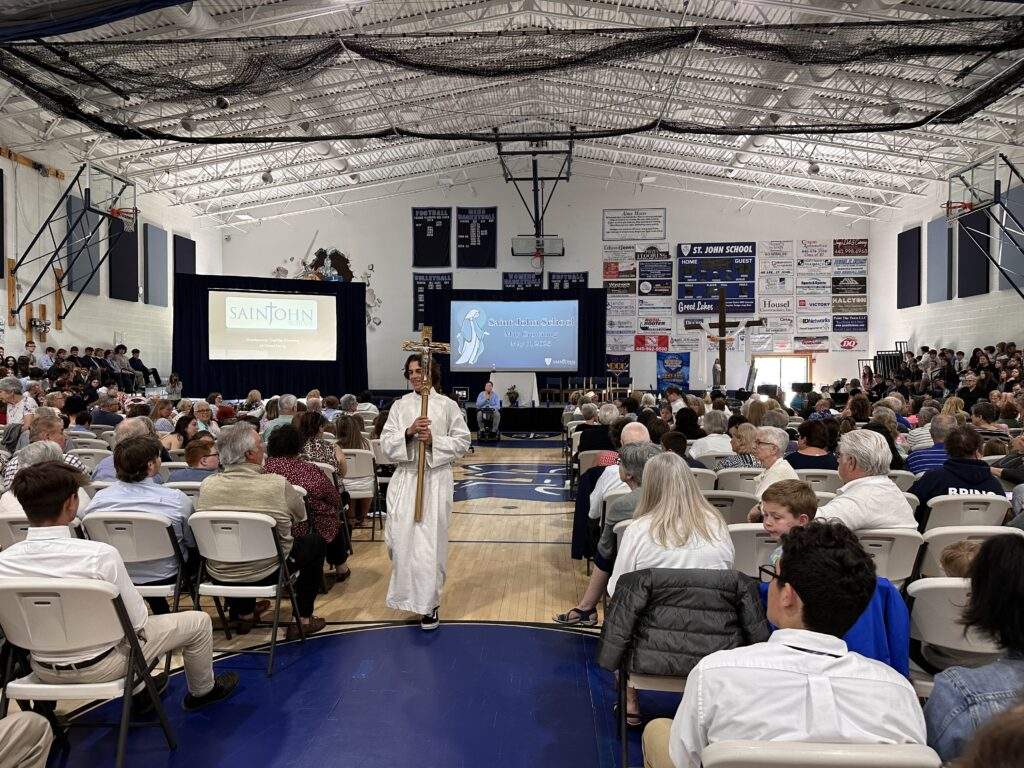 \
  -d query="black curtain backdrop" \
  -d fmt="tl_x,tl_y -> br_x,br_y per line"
422,288 -> 606,392
173,274 -> 368,400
